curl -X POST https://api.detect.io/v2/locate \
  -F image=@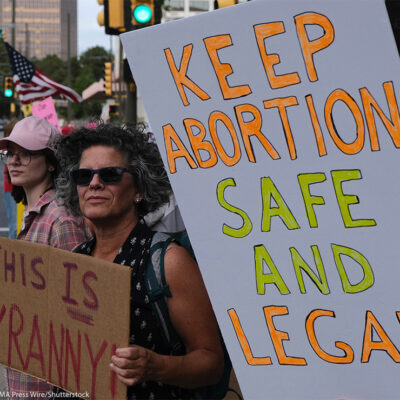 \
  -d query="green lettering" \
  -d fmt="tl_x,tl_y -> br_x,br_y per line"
217,178 -> 252,238
290,245 -> 330,294
297,173 -> 326,228
332,244 -> 374,293
254,244 -> 290,295
261,177 -> 300,232
331,170 -> 377,228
